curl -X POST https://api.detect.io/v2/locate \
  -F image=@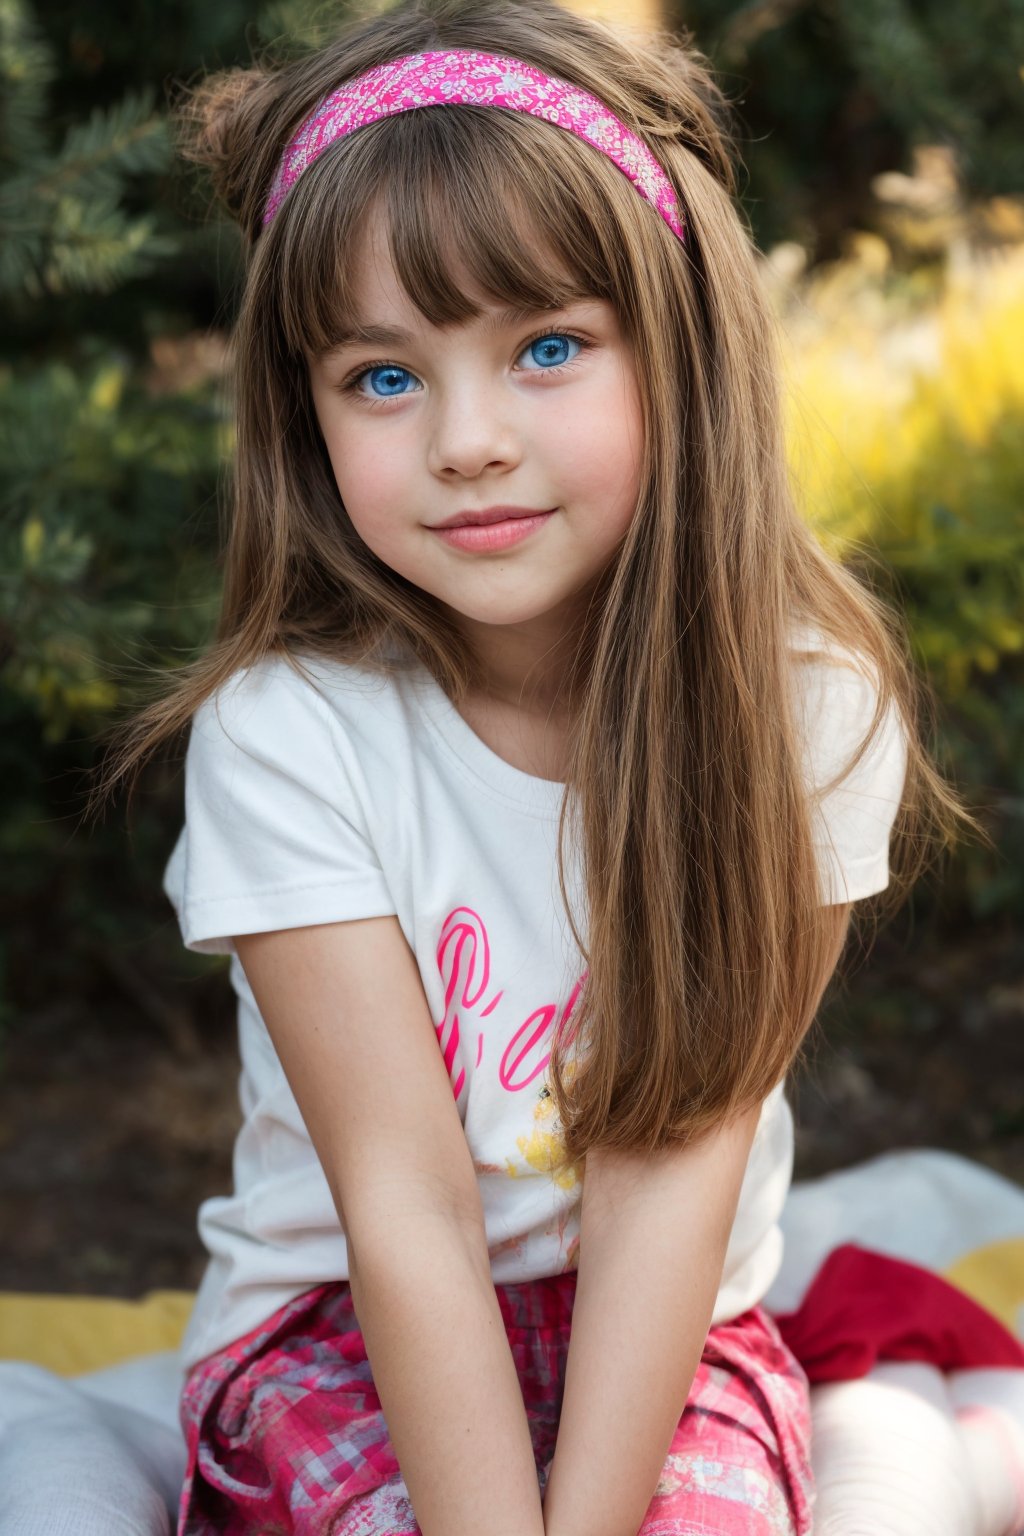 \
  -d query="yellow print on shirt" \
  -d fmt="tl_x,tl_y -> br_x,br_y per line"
507,1082 -> 581,1192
